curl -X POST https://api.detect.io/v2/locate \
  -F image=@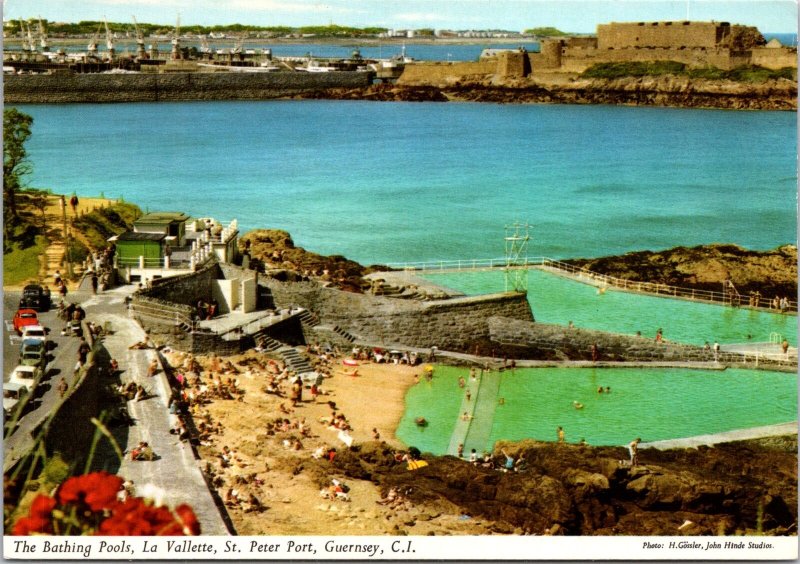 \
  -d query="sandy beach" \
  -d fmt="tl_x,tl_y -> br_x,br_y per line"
162,348 -> 495,535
